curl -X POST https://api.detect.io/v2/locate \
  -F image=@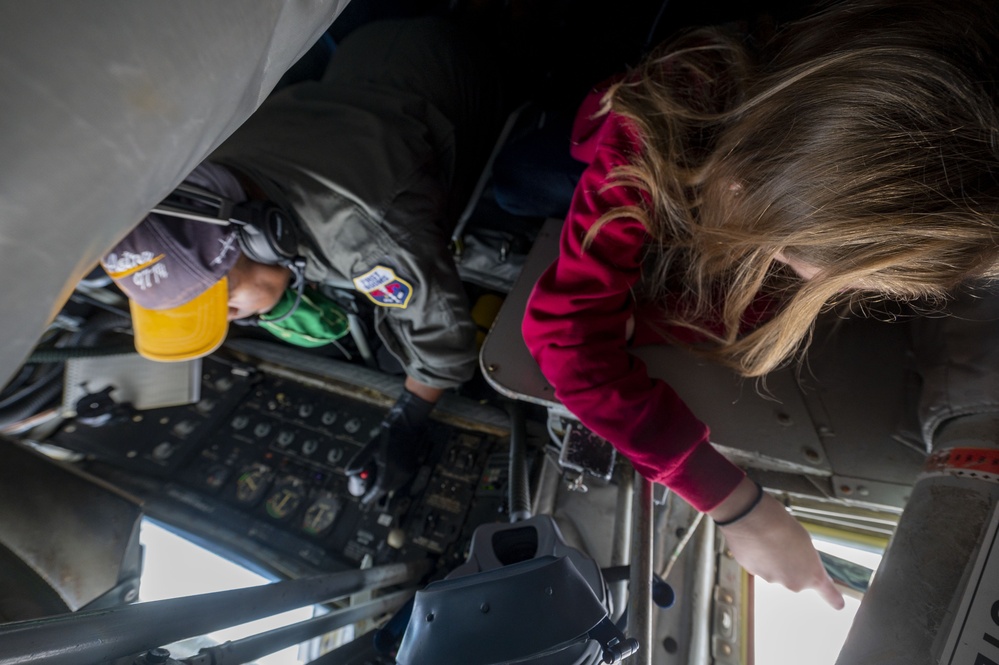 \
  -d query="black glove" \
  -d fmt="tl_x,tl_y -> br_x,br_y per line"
344,388 -> 435,505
